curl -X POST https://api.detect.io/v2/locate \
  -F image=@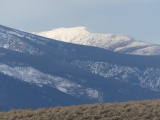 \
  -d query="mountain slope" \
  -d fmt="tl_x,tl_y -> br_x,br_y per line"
1,25 -> 160,111
33,27 -> 160,55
